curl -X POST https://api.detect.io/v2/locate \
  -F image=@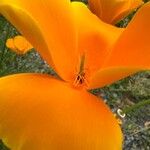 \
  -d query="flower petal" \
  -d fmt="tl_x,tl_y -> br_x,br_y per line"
0,0 -> 77,81
71,2 -> 123,86
0,73 -> 122,150
89,2 -> 150,89
88,0 -> 143,24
